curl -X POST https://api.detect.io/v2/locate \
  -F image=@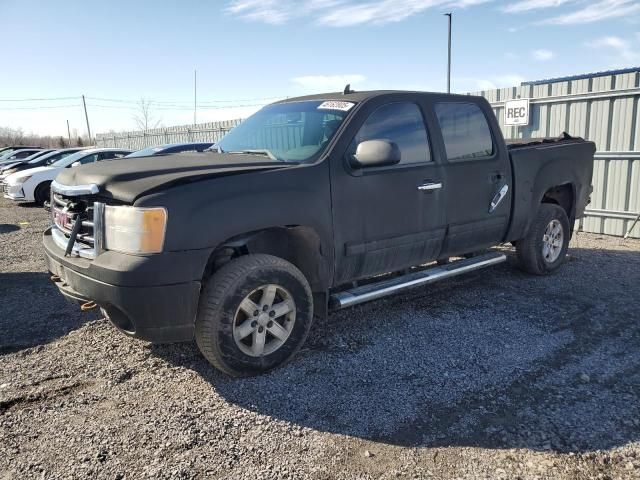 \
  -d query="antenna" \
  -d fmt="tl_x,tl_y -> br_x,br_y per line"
343,84 -> 354,95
